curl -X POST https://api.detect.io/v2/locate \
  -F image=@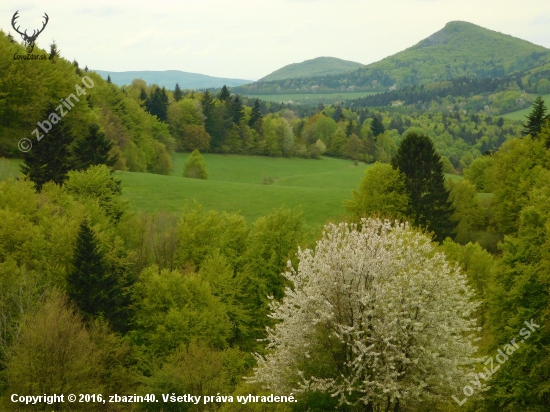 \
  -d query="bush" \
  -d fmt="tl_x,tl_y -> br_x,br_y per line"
183,149 -> 208,179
